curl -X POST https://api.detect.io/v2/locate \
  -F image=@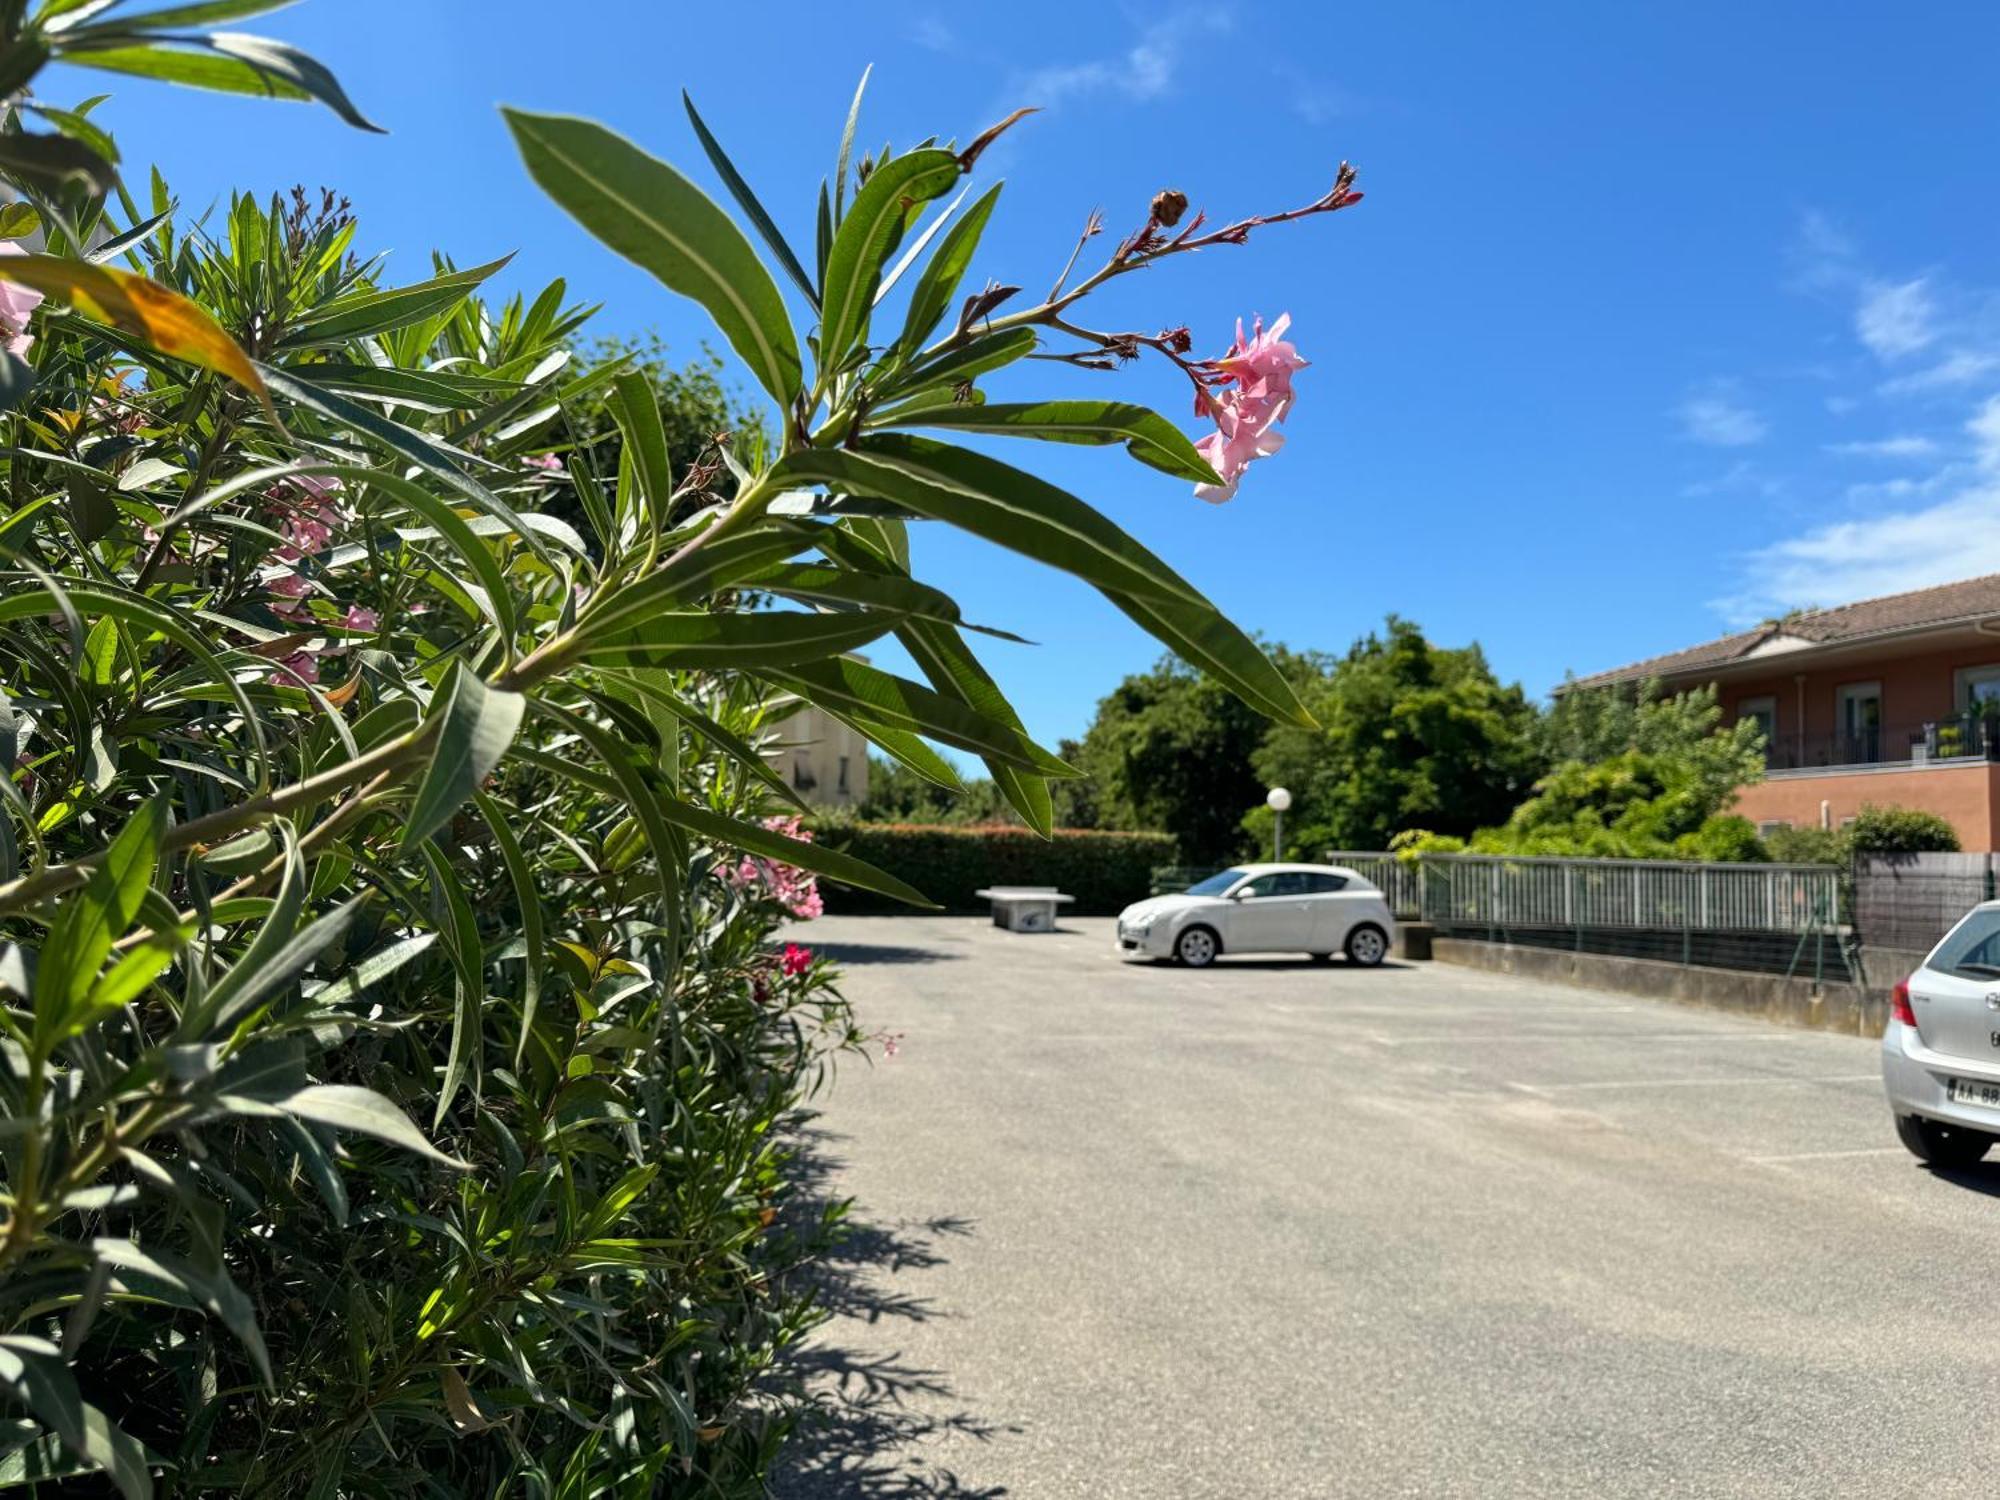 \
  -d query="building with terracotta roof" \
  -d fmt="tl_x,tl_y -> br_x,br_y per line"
1568,573 -> 2000,849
